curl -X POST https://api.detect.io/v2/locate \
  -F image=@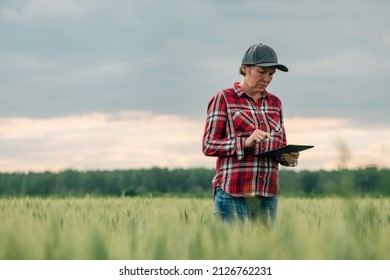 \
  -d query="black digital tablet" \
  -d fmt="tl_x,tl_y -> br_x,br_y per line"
259,144 -> 314,158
